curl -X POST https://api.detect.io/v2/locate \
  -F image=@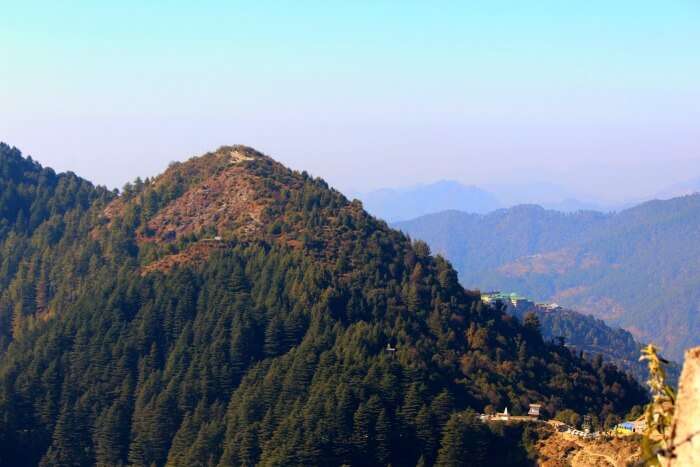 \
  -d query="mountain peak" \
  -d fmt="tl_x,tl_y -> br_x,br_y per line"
97,145 -> 368,274
152,145 -> 272,189
132,148 -> 285,259
211,144 -> 271,165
